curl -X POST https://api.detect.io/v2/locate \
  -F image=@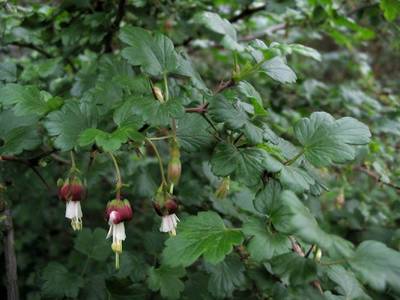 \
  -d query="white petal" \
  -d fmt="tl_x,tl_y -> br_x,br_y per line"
106,224 -> 113,239
65,201 -> 75,219
160,214 -> 180,233
115,222 -> 126,241
65,201 -> 82,219
76,201 -> 82,218
109,211 -> 118,225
